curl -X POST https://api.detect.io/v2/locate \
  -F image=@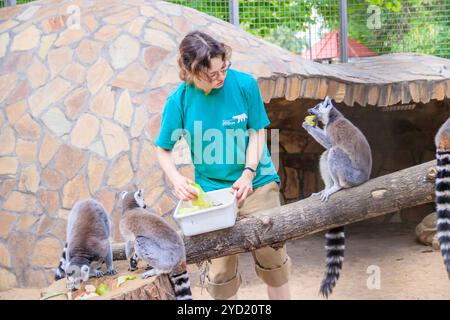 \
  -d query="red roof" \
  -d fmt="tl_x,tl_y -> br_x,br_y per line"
301,30 -> 377,60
